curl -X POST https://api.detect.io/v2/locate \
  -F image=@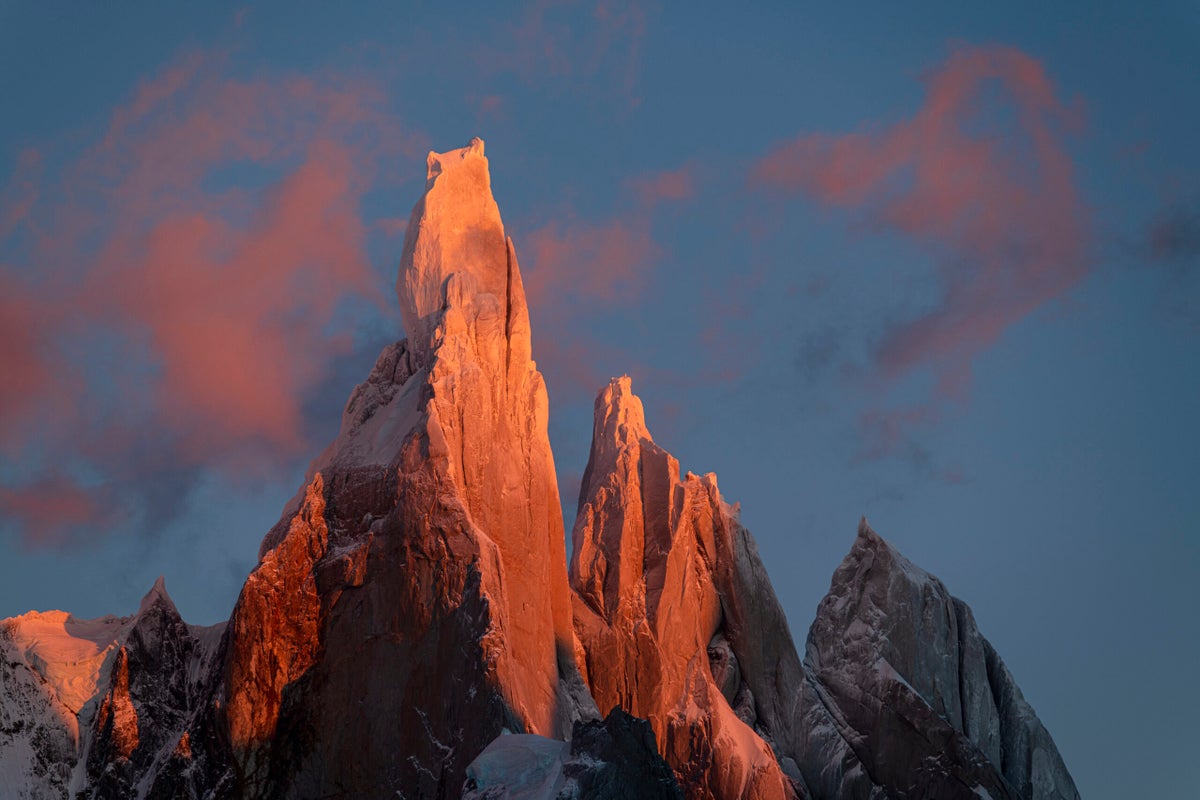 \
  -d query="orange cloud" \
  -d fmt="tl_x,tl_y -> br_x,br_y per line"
85,140 -> 376,459
62,52 -> 413,461
756,46 -> 1087,399
515,163 -> 697,402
